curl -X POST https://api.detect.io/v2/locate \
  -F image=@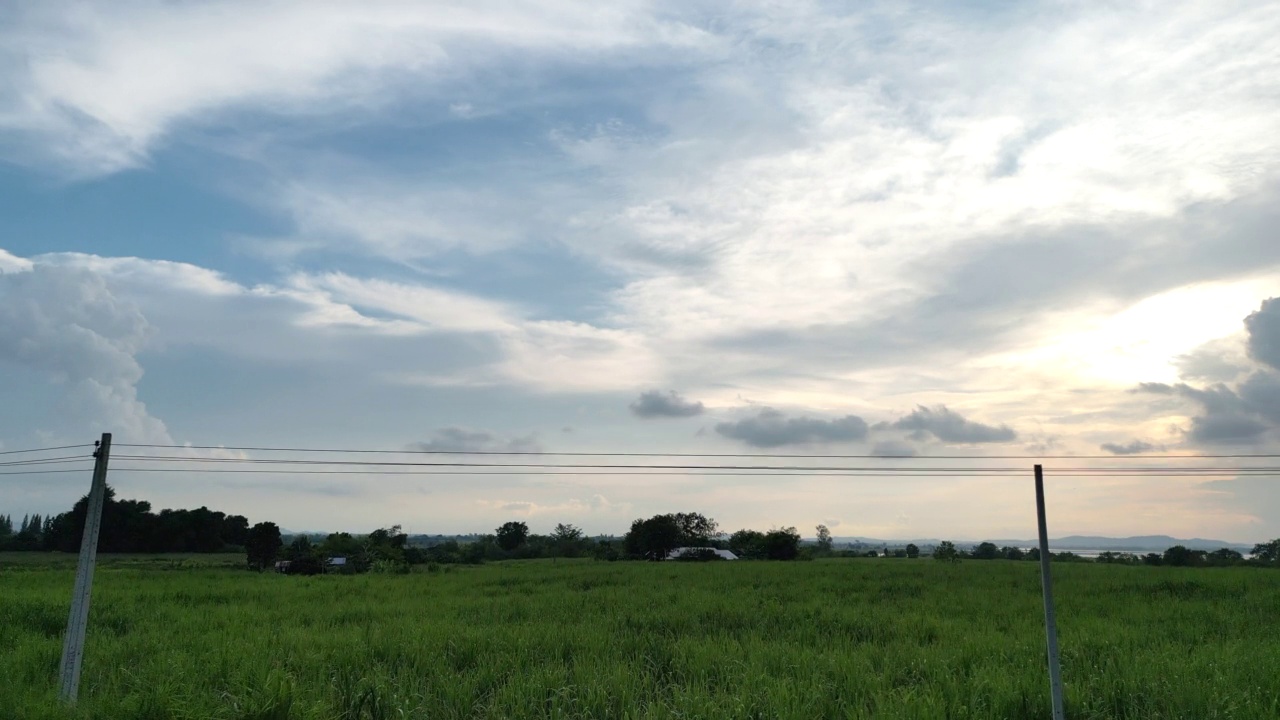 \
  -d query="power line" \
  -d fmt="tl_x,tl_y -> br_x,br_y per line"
0,444 -> 93,456
105,454 -> 1280,473
0,467 -> 94,476
113,442 -> 1280,460
4,466 -> 1275,479
0,455 -> 96,468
